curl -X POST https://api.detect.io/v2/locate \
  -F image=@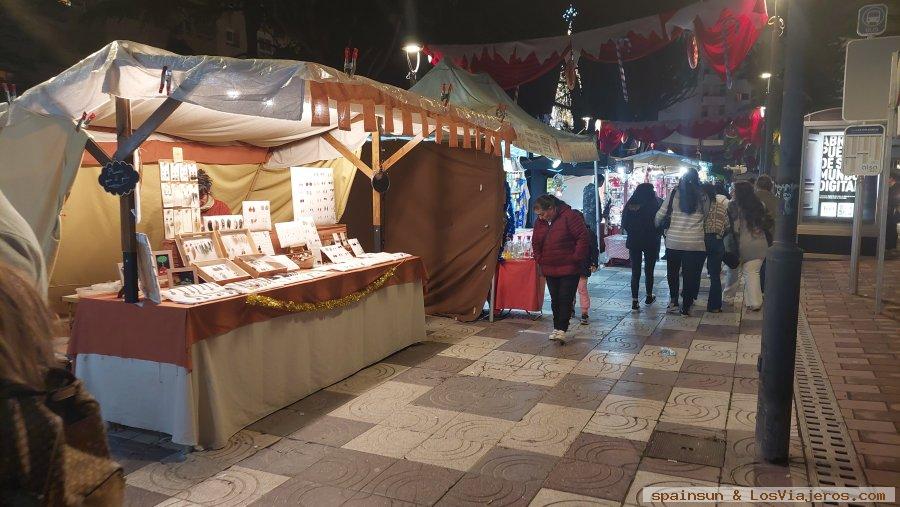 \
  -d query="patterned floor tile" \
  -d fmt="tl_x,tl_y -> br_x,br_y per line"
390,367 -> 455,387
341,425 -> 431,459
171,465 -> 289,506
360,460 -> 463,505
675,372 -> 733,392
288,416 -> 374,447
476,324 -> 528,340
659,315 -> 702,332
434,412 -> 516,443
619,367 -> 679,386
572,350 -> 634,379
457,336 -> 508,350
294,448 -> 396,490
646,431 -> 726,467
522,356 -> 580,374
327,381 -> 432,424
254,477 -> 358,505
123,485 -> 171,507
680,359 -> 735,376
428,324 -> 484,344
543,457 -> 638,502
563,433 -> 644,466
406,435 -> 496,472
540,374 -> 614,411
471,446 -> 559,485
125,455 -> 225,496
596,395 -> 666,420
246,408 -> 318,437
344,491 -> 418,506
499,403 -> 594,457
438,343 -> 495,361
537,339 -> 598,361
379,404 -> 458,434
700,311 -> 742,327
612,318 -> 659,337
653,421 -> 726,441
631,345 -> 688,372
466,380 -> 548,421
286,390 -> 356,416
623,471 -> 717,506
481,350 -> 536,368
583,412 -> 657,442
411,376 -> 487,412
596,333 -> 646,353
459,360 -> 519,380
638,457 -> 721,483
498,334 -> 554,355
686,339 -> 738,364
726,392 -> 758,432
528,488 -> 621,506
414,355 -> 475,373
386,342 -> 451,367
238,439 -> 332,477
436,473 -> 542,507
659,387 -> 730,430
505,367 -> 567,387
325,363 -> 410,396
610,380 -> 673,402
110,437 -> 179,476
732,377 -> 759,395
